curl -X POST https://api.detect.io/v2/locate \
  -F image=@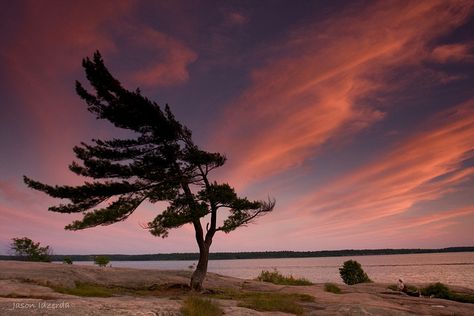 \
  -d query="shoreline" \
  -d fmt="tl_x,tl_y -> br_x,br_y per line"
1,260 -> 473,315
53,252 -> 474,290
2,247 -> 473,262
